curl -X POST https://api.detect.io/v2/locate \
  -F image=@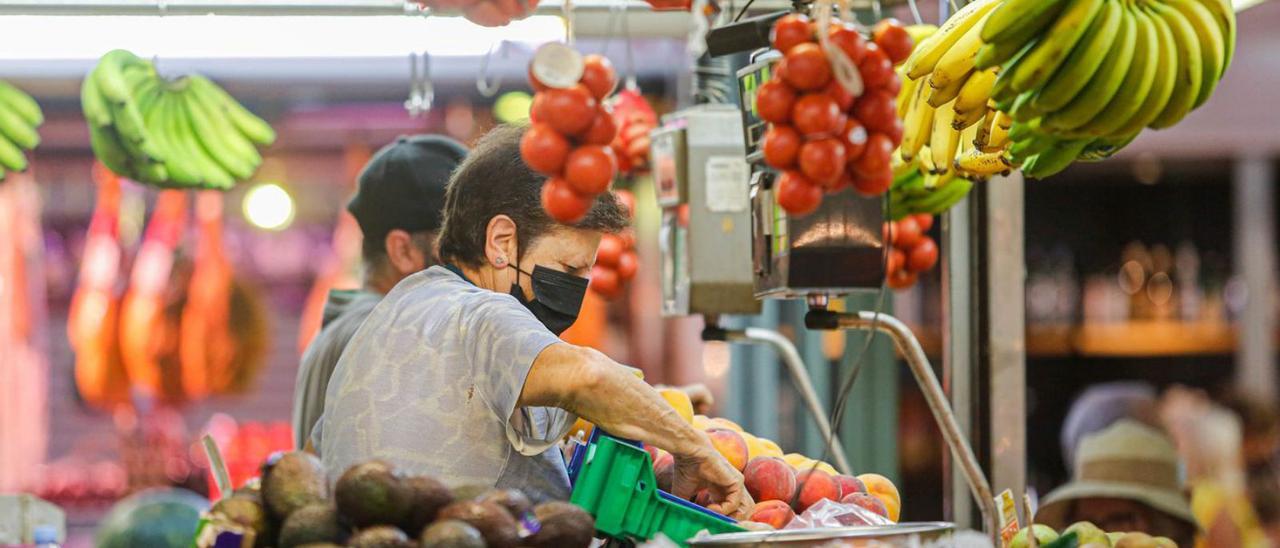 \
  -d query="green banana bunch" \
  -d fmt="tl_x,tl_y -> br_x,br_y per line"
0,81 -> 44,181
82,49 -> 276,190
889,166 -> 976,219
